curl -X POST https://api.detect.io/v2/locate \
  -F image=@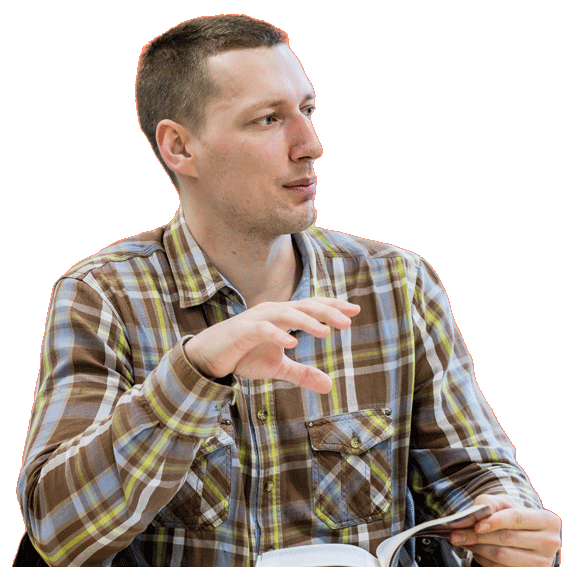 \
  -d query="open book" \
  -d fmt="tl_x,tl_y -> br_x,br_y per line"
255,504 -> 490,567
